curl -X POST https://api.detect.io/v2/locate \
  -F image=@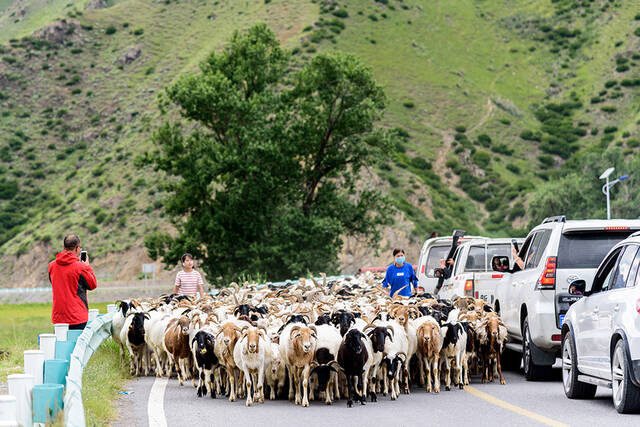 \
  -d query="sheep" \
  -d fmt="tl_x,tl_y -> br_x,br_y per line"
440,321 -> 467,391
163,315 -> 193,386
265,339 -> 286,400
415,317 -> 442,393
310,323 -> 342,404
233,326 -> 268,406
191,329 -> 219,398
337,329 -> 370,407
475,314 -> 508,385
280,323 -> 317,407
215,319 -> 251,401
120,311 -> 150,376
